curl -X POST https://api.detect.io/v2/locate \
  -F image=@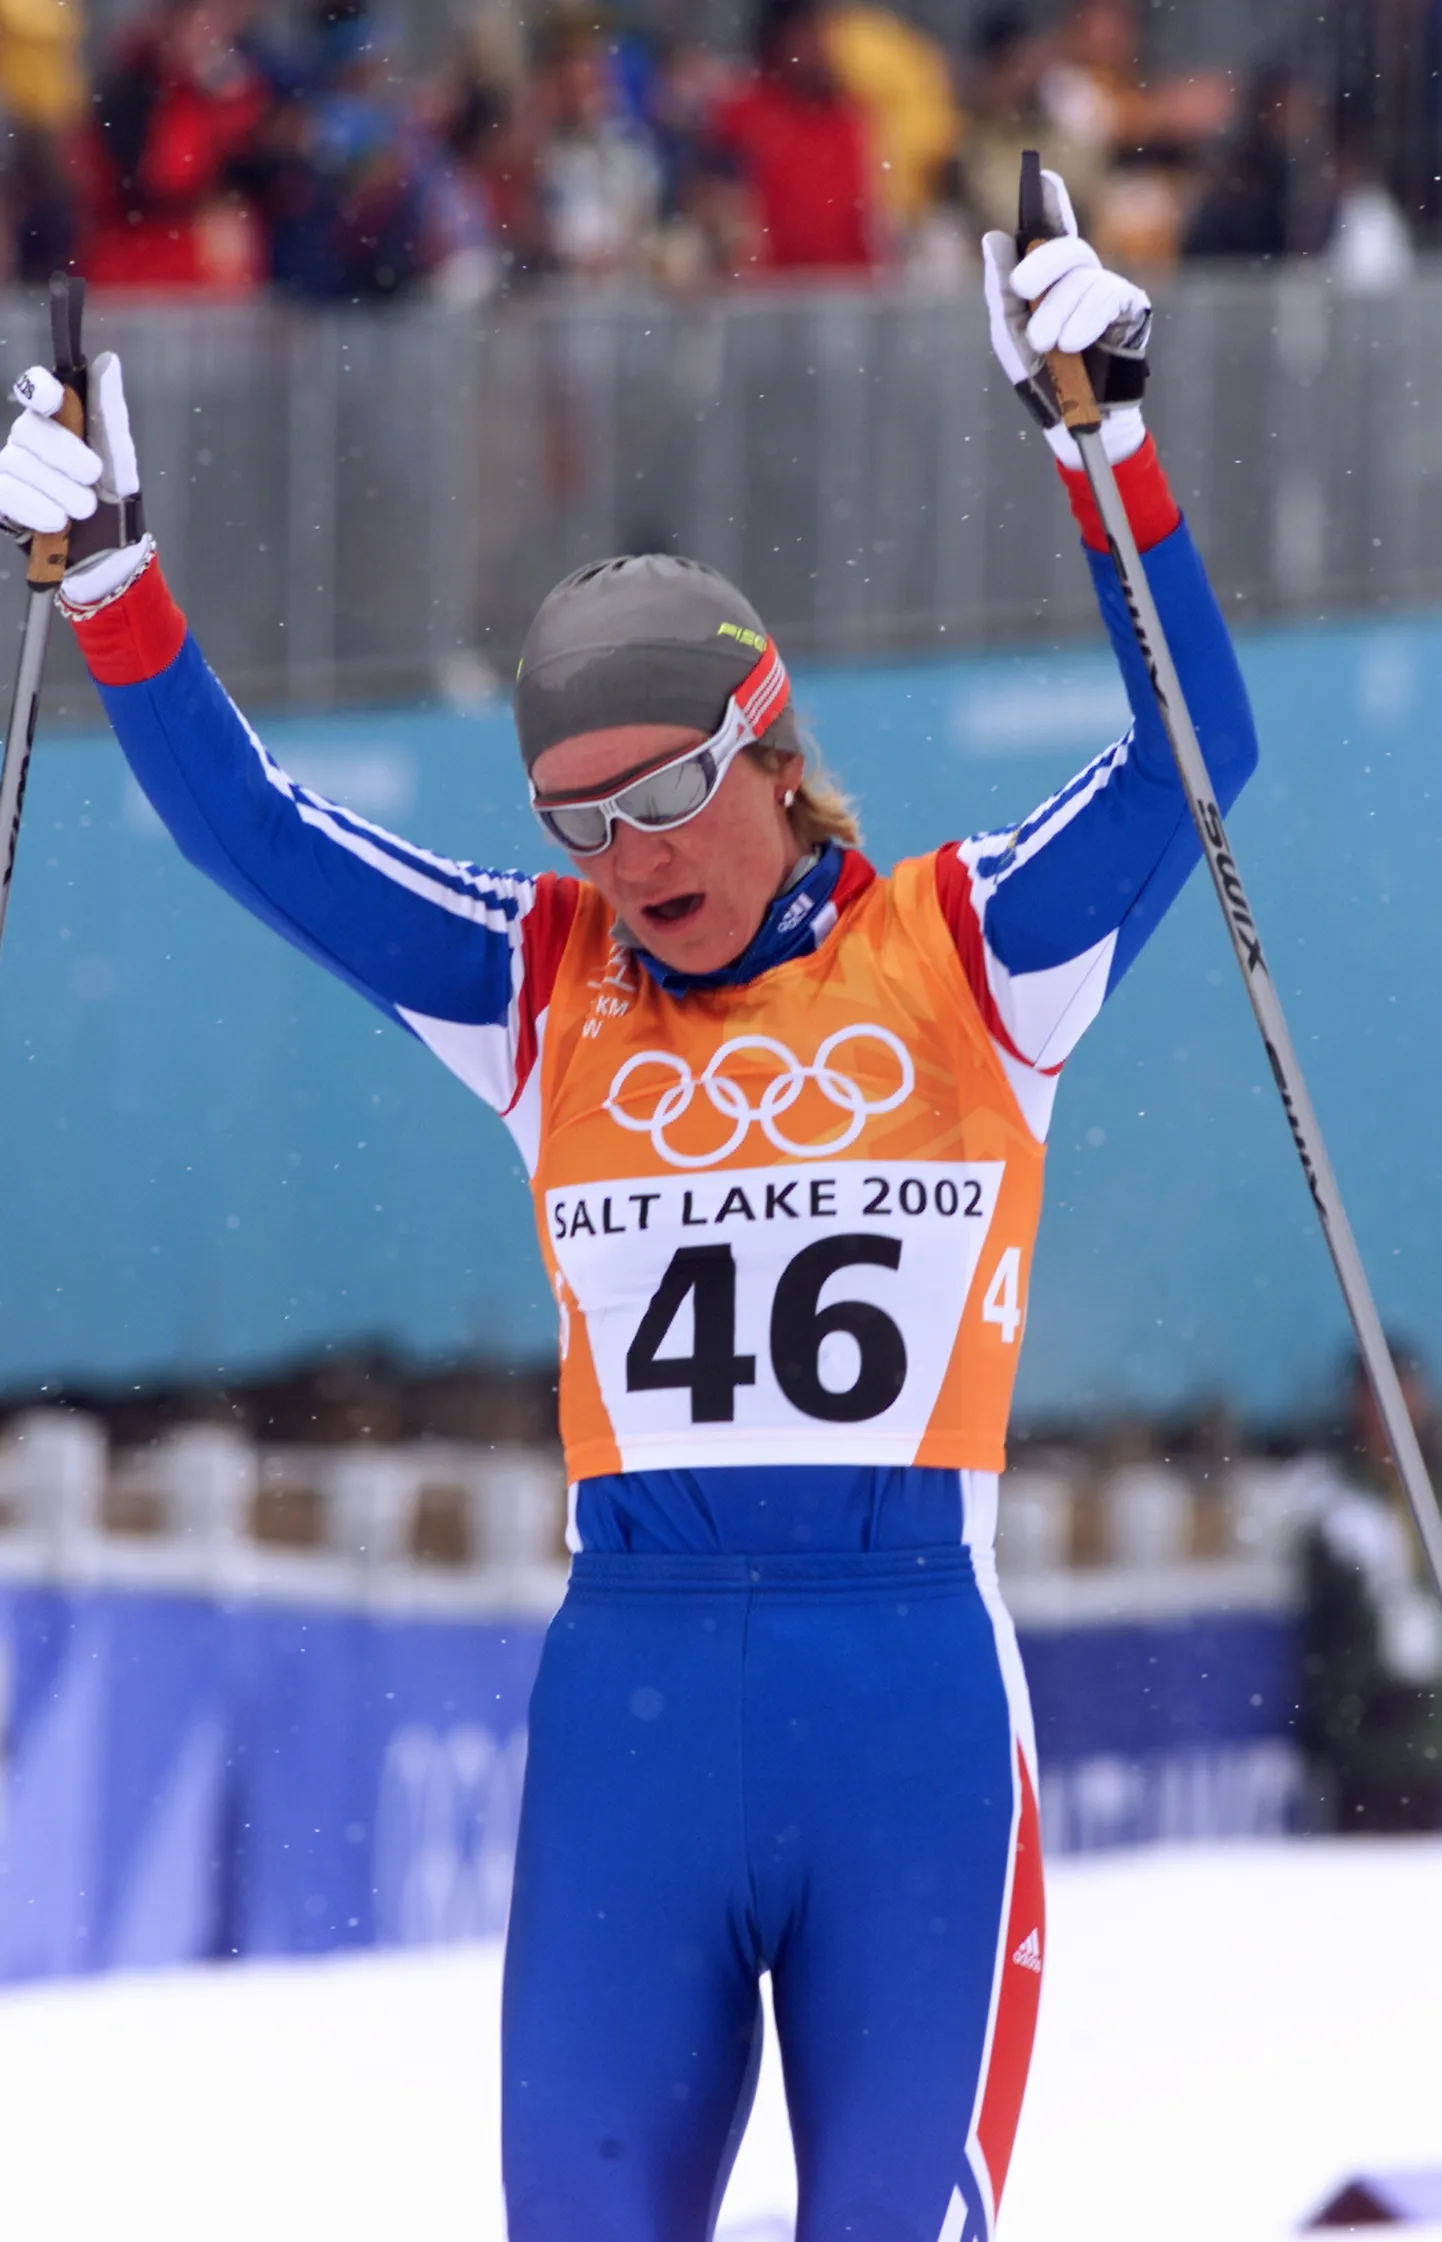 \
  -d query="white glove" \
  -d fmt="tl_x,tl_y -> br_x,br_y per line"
0,363 -> 101,532
982,168 -> 1152,470
0,352 -> 151,607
